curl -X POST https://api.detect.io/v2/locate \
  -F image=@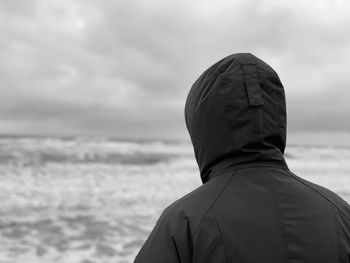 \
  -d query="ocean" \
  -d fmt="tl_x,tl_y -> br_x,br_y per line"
0,136 -> 349,263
